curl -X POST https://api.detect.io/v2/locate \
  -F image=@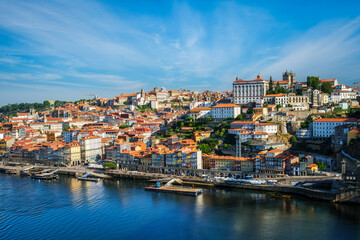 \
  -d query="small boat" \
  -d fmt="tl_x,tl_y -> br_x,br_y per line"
31,174 -> 58,180
77,177 -> 99,182
145,179 -> 203,196
269,192 -> 291,199
20,171 -> 31,177
76,172 -> 99,182
5,169 -> 17,174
